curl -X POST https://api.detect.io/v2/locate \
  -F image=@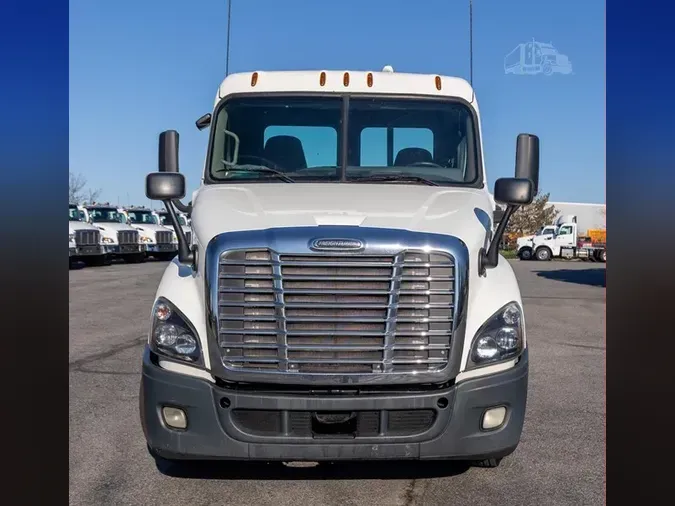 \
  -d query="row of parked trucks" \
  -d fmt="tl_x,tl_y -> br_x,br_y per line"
68,203 -> 191,266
